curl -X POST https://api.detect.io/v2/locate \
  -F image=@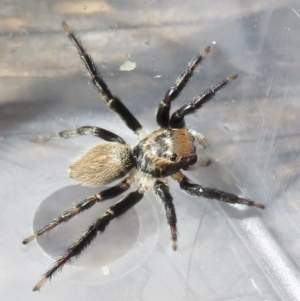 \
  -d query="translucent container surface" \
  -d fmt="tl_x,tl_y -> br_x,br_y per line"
1,1 -> 300,300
